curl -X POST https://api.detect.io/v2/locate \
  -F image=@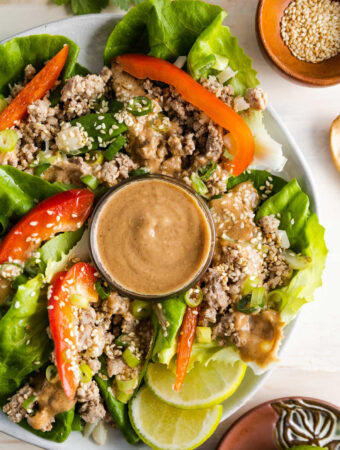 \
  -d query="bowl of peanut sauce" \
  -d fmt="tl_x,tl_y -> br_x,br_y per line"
89,175 -> 215,300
